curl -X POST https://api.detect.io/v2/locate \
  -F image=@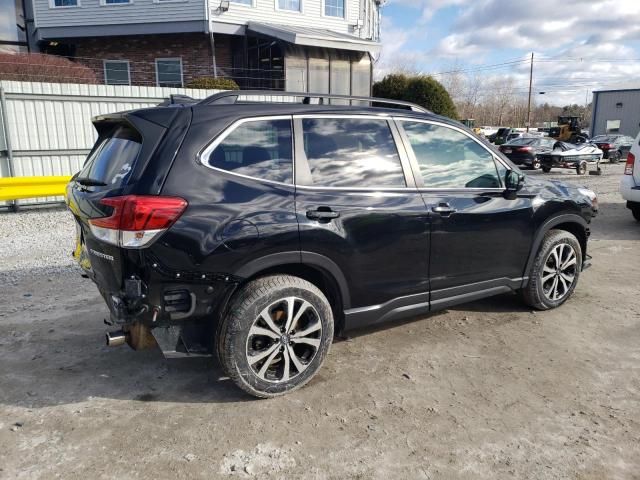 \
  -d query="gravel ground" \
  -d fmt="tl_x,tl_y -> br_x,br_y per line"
0,208 -> 76,285
0,163 -> 639,479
